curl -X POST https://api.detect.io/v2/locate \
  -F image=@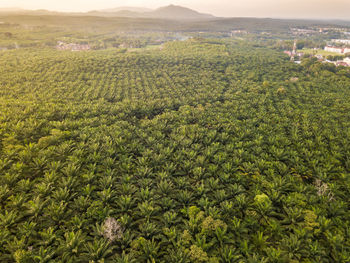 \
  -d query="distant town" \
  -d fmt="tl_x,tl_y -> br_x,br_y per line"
283,27 -> 350,67
56,41 -> 91,51
284,43 -> 350,67
1,19 -> 350,70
